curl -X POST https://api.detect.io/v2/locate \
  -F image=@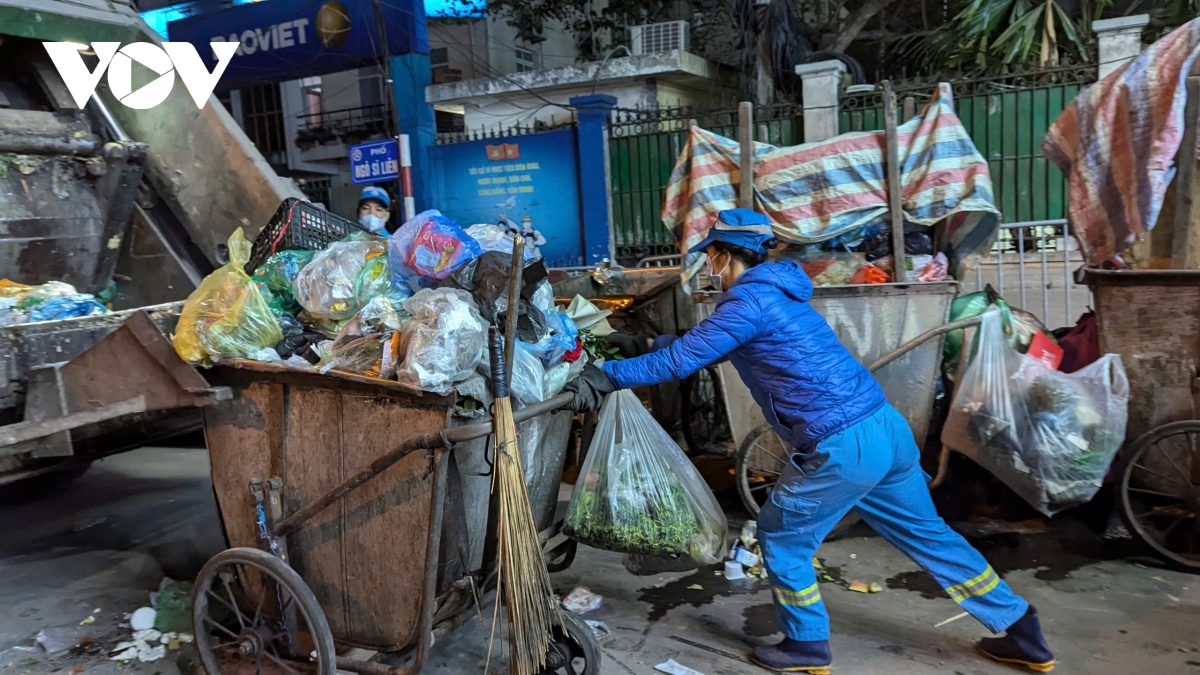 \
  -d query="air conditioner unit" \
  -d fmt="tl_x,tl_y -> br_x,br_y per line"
630,21 -> 690,56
